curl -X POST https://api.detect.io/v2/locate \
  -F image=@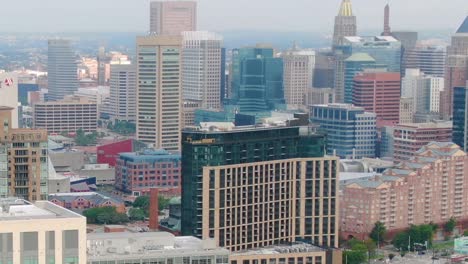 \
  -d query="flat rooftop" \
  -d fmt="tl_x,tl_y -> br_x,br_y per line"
0,198 -> 84,221
232,243 -> 325,256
